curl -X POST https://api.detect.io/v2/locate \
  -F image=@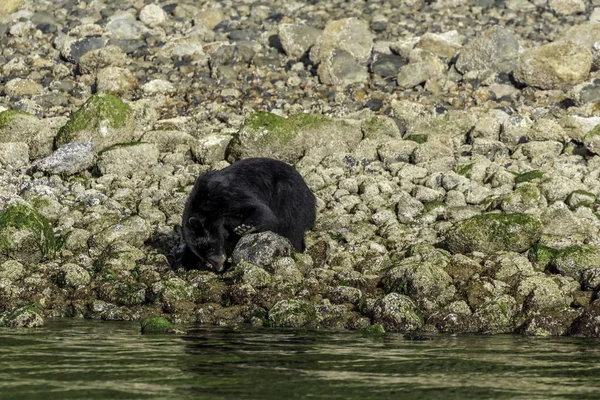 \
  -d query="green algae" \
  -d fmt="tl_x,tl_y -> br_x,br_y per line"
445,213 -> 542,254
0,110 -> 33,129
140,317 -> 175,334
55,93 -> 131,147
514,170 -> 544,184
0,203 -> 57,259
